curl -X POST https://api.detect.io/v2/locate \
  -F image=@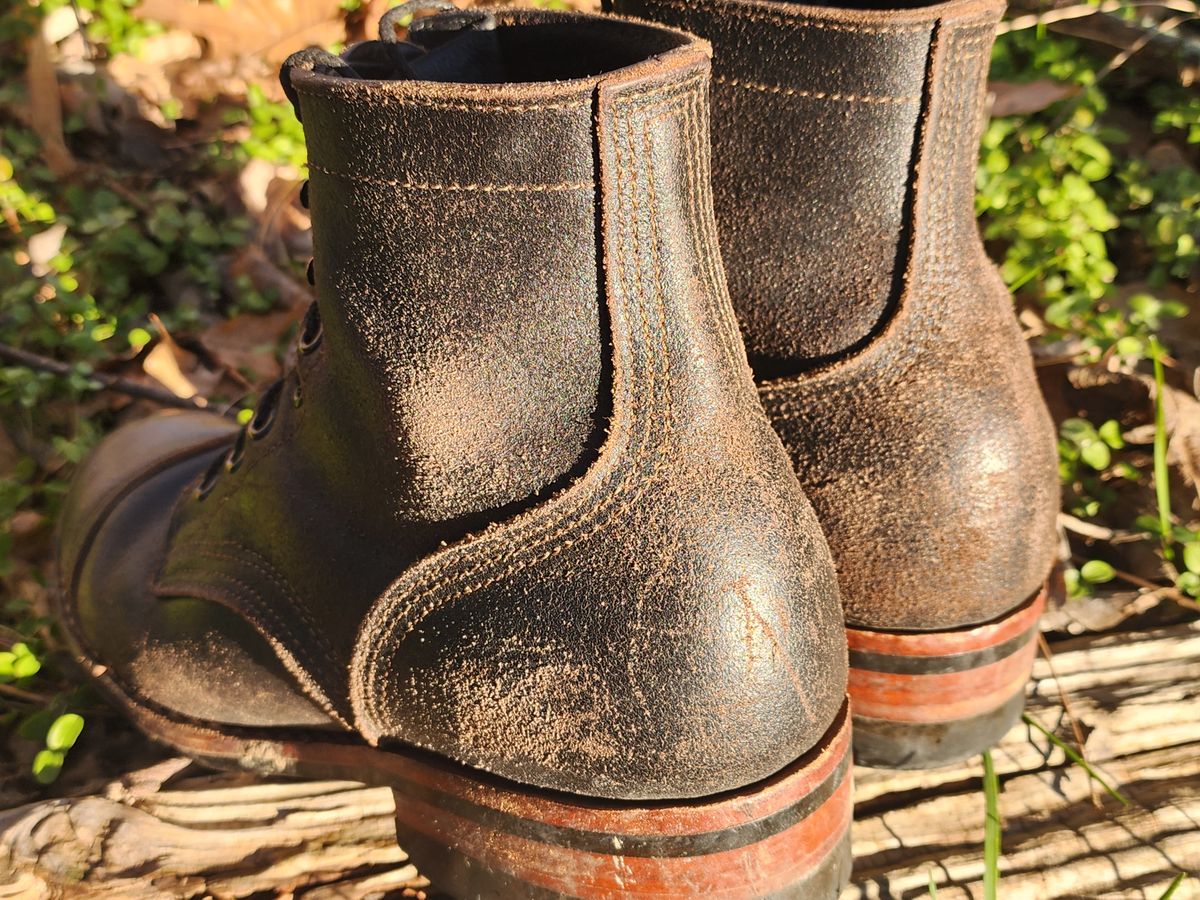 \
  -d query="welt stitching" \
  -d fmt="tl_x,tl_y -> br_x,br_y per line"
307,164 -> 593,192
649,0 -> 931,33
363,90 -> 694,701
714,75 -> 920,105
